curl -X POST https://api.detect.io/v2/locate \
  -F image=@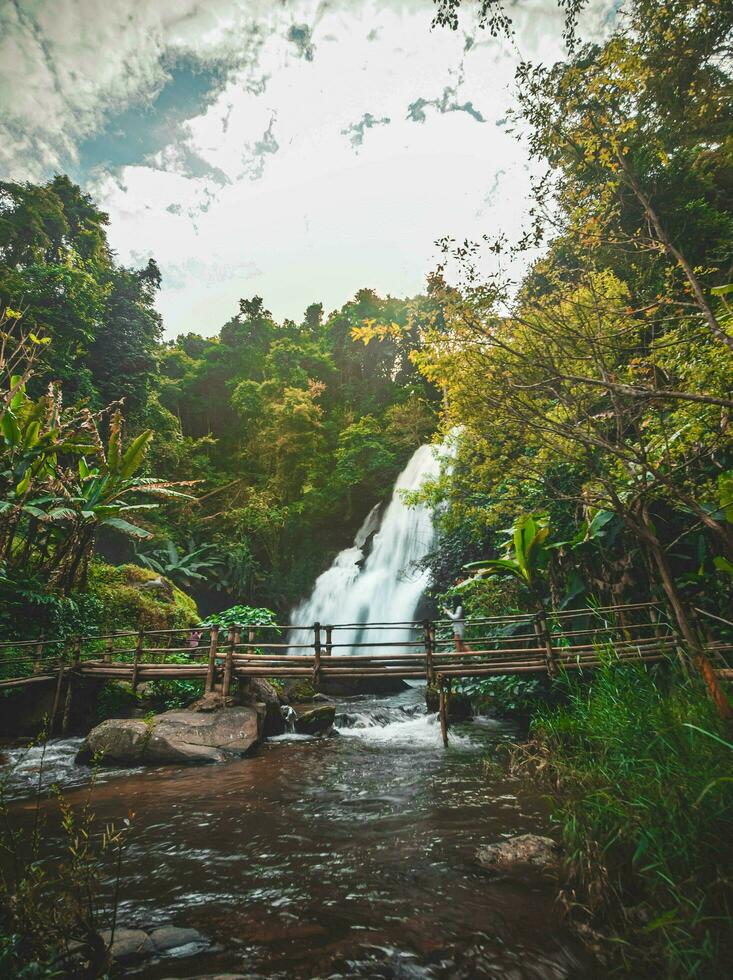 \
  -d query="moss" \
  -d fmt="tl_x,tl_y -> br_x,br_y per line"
86,561 -> 199,632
